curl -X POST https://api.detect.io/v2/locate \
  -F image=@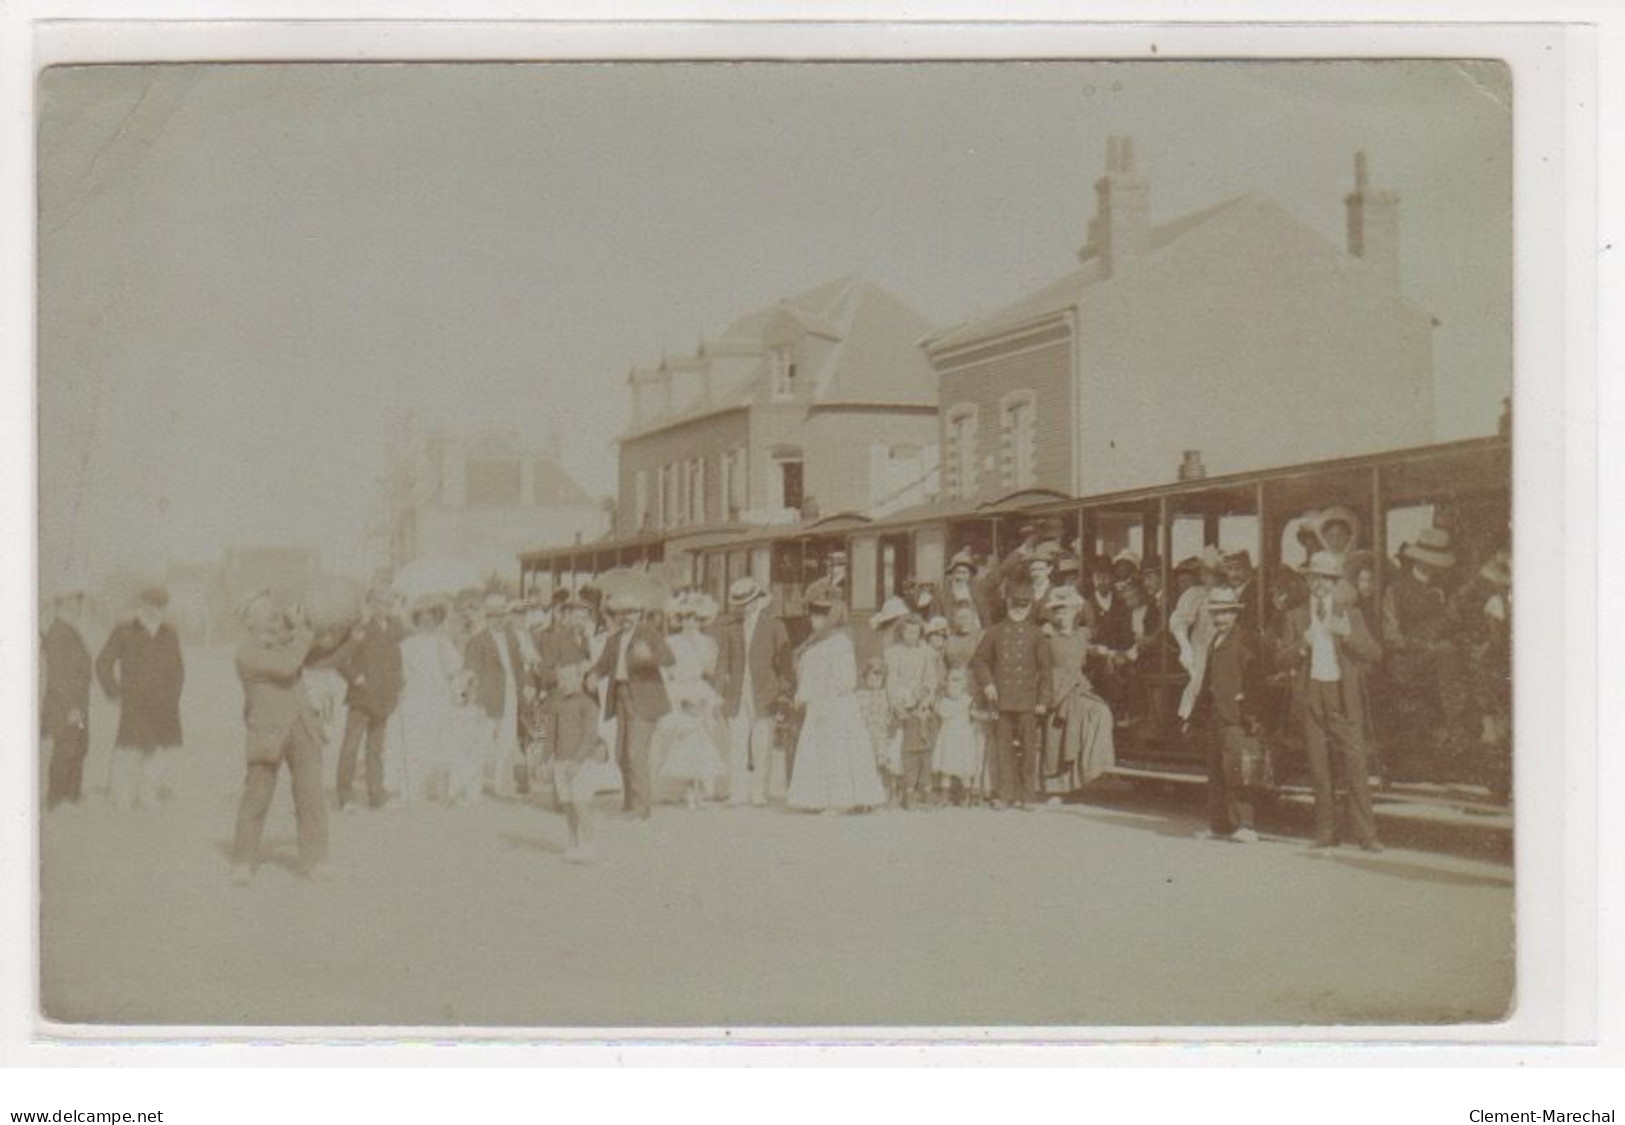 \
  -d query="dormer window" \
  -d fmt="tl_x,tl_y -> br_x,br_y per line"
770,346 -> 797,400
